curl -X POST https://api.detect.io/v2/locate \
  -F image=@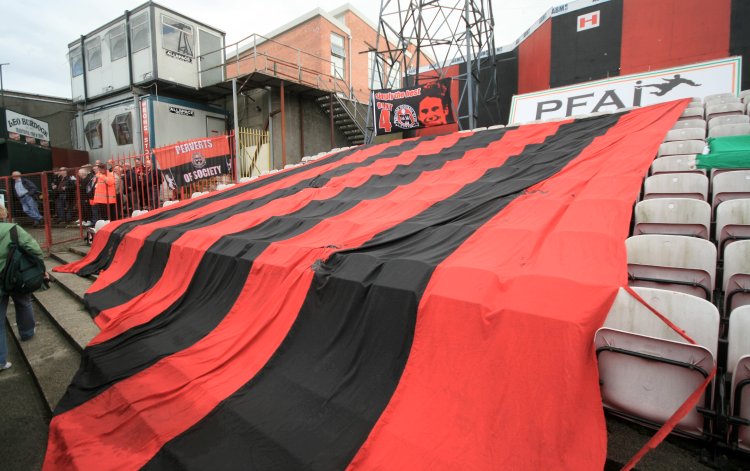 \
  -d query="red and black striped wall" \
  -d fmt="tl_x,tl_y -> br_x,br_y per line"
437,0 -> 750,125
